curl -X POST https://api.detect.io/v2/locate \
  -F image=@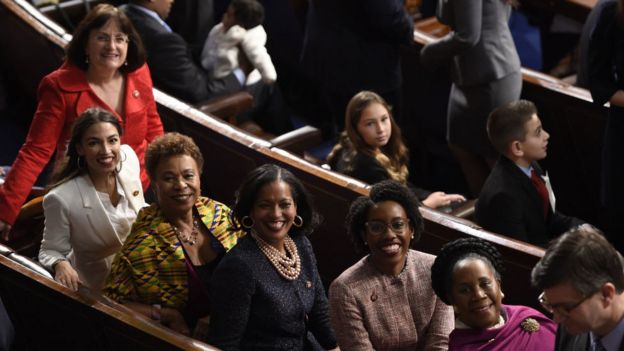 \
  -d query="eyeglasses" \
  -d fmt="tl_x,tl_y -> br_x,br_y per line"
538,291 -> 593,316
94,33 -> 129,45
364,218 -> 410,235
